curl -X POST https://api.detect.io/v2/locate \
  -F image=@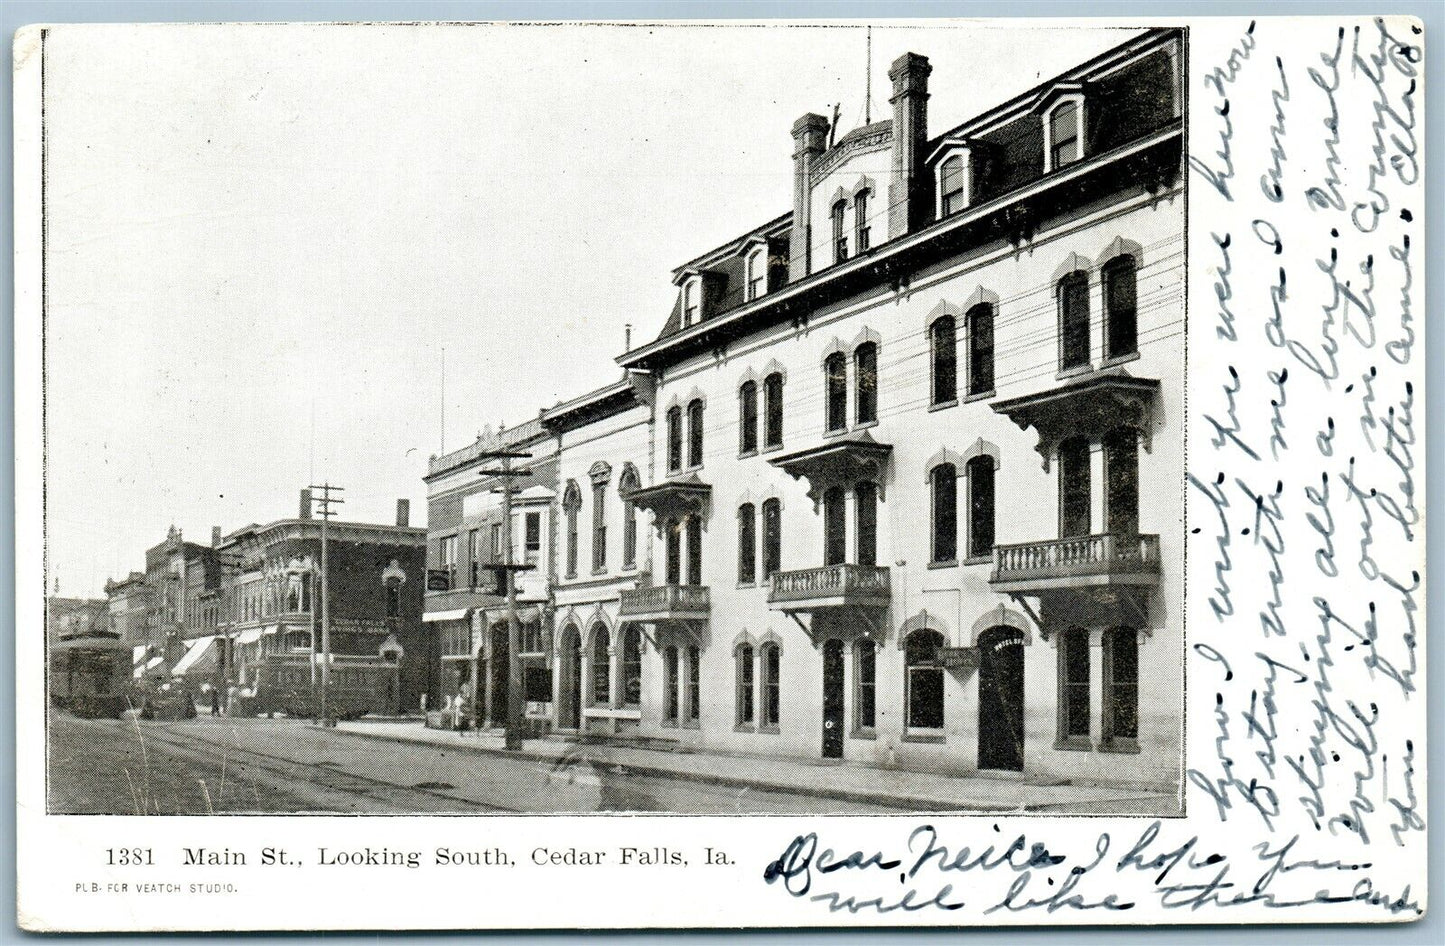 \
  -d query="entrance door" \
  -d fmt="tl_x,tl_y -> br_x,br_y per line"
560,627 -> 582,729
821,638 -> 845,759
490,626 -> 509,726
977,627 -> 1025,771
